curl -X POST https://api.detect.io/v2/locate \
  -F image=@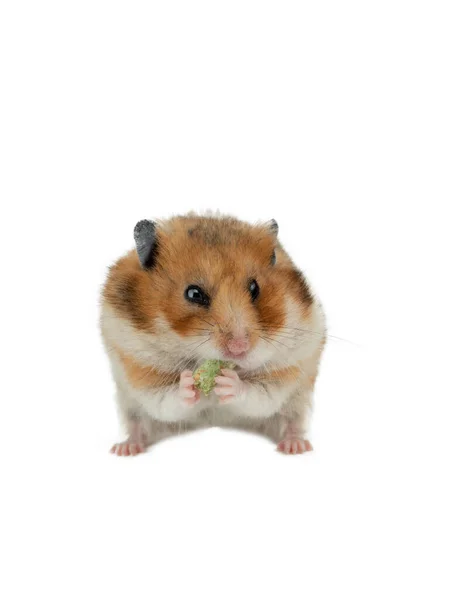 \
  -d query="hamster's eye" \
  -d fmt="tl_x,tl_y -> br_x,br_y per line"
185,285 -> 210,307
248,279 -> 260,302
270,250 -> 276,266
